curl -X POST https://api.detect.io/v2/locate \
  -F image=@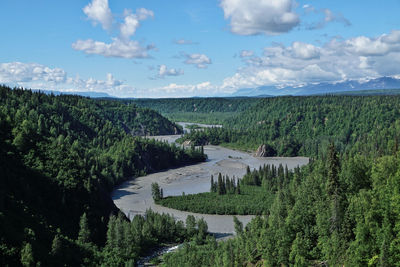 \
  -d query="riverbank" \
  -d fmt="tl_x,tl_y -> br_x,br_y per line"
112,130 -> 308,233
